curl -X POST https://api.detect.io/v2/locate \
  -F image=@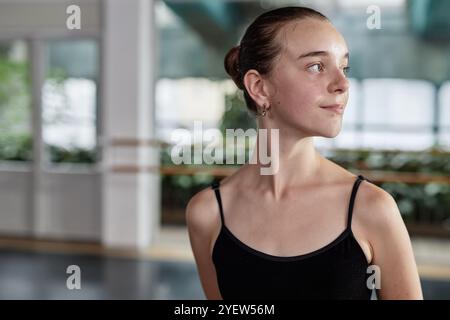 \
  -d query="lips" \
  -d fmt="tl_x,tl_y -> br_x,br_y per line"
320,104 -> 344,114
